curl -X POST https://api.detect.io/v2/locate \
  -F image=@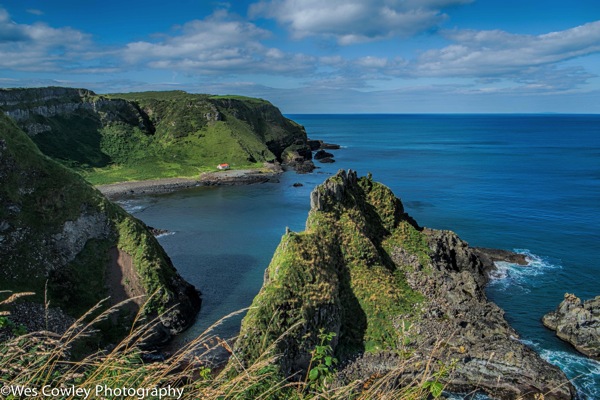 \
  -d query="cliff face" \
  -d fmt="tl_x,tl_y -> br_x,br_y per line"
0,87 -> 150,167
234,170 -> 574,400
0,88 -> 312,182
0,114 -> 200,341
